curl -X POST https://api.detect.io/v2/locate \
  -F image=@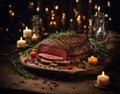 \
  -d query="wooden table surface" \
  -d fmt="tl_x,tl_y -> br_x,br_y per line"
0,31 -> 120,94
0,60 -> 120,94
